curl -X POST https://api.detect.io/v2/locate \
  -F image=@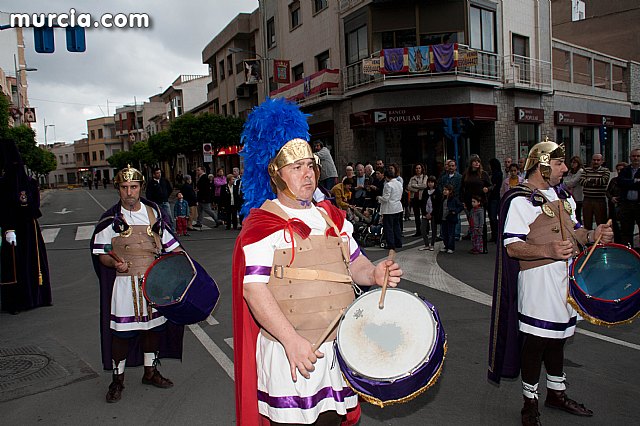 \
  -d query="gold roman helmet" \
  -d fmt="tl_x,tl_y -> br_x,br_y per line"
267,138 -> 319,197
524,137 -> 565,180
113,164 -> 145,188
